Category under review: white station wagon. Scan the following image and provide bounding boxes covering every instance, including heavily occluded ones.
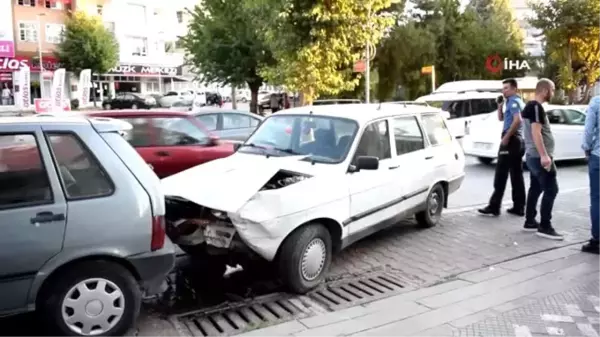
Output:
[161,103,466,293]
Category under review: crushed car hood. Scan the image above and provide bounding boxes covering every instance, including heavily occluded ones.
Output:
[161,154,311,213]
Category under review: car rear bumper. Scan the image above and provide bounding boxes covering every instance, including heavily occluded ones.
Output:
[127,241,176,295]
[448,174,465,194]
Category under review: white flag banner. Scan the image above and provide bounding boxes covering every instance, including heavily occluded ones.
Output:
[50,68,66,112]
[78,69,91,106]
[16,66,31,110]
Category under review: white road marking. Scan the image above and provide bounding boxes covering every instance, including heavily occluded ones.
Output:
[541,314,575,323]
[577,323,600,337]
[565,304,586,317]
[513,324,533,337]
[546,327,565,335]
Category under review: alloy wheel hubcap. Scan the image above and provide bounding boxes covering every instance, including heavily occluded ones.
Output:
[301,238,327,281]
[429,192,440,217]
[61,278,125,335]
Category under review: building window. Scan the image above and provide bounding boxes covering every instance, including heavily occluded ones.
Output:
[175,39,184,49]
[127,4,147,25]
[45,24,65,44]
[19,22,38,42]
[176,11,184,23]
[97,5,103,15]
[17,0,36,6]
[127,36,148,56]
[104,22,115,34]
[45,0,63,9]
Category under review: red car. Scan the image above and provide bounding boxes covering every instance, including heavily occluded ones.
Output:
[87,110,234,178]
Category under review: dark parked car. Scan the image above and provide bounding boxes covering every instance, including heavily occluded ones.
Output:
[312,99,362,105]
[102,92,156,110]
[193,108,263,142]
[258,93,285,113]
[87,110,235,178]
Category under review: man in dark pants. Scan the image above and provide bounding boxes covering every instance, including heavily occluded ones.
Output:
[522,79,563,240]
[479,79,526,216]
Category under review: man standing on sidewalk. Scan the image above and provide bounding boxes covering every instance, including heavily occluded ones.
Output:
[479,79,526,217]
[581,95,599,254]
[522,78,563,240]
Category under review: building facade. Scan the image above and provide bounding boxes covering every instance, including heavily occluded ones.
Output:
[511,0,545,57]
[0,0,193,107]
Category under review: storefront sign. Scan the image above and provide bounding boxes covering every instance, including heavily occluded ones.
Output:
[107,64,183,76]
[51,68,66,112]
[34,98,71,113]
[78,69,91,106]
[16,67,31,109]
[0,1,15,58]
[0,56,62,72]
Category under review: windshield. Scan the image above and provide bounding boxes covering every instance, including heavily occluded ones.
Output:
[241,114,358,163]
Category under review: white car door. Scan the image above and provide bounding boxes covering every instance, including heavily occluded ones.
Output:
[387,115,430,212]
[421,113,462,181]
[560,109,586,159]
[546,109,574,160]
[346,119,399,235]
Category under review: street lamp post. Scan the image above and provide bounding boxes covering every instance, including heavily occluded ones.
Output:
[37,13,45,98]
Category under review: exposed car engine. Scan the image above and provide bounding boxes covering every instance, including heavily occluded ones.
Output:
[260,170,310,191]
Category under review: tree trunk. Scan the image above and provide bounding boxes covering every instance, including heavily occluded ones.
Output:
[231,86,237,110]
[248,81,261,114]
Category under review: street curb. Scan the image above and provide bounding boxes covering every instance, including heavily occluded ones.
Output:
[446,187,587,214]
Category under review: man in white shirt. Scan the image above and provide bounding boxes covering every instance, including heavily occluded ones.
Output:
[1,84,11,105]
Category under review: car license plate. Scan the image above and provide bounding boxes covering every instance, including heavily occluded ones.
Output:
[474,142,492,150]
[204,224,236,248]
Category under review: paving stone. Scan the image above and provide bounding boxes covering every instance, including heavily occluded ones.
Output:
[236,320,307,337]
[297,305,371,328]
[458,266,513,283]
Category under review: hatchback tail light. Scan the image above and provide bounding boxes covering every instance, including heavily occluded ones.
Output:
[151,215,166,251]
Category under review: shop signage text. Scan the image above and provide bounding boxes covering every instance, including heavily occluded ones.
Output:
[34,98,71,113]
[0,57,62,72]
[108,64,182,76]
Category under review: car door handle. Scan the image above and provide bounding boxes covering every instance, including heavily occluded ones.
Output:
[155,151,170,157]
[388,165,400,170]
[425,156,434,160]
[30,212,65,224]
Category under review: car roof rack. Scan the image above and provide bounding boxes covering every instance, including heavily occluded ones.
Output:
[388,101,430,107]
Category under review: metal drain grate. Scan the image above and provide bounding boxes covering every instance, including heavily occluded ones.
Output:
[174,294,311,336]
[309,273,408,310]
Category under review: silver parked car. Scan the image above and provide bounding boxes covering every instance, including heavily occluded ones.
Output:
[192,108,263,142]
[0,116,175,336]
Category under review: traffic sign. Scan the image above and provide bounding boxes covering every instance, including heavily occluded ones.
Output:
[421,65,434,74]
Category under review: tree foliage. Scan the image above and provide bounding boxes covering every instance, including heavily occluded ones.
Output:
[259,0,395,104]
[376,0,526,100]
[529,0,599,101]
[55,11,118,76]
[181,0,275,112]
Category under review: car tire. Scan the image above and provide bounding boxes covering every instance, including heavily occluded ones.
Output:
[103,103,111,110]
[416,183,445,228]
[131,104,138,110]
[277,223,332,294]
[477,157,494,165]
[38,260,141,336]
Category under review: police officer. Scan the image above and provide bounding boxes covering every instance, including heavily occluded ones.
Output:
[479,78,526,217]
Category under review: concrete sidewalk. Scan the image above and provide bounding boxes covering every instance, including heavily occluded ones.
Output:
[237,245,599,336]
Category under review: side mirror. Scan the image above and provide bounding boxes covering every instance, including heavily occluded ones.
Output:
[355,156,379,171]
[233,142,242,151]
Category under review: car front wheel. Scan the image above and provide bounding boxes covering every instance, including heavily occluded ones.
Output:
[131,104,138,110]
[38,260,141,336]
[277,223,332,294]
[416,183,445,228]
[103,103,111,110]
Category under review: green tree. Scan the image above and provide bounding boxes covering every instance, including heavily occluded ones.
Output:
[181,0,275,113]
[529,0,600,102]
[259,0,395,104]
[55,11,118,105]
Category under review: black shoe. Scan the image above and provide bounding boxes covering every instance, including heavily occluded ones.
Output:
[507,208,525,217]
[478,206,500,216]
[536,227,564,241]
[522,220,539,232]
[581,240,600,254]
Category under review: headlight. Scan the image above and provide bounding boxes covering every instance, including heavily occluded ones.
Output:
[211,209,228,220]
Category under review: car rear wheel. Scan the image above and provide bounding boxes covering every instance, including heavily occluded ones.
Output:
[103,103,111,110]
[277,223,332,294]
[416,183,445,228]
[477,157,494,165]
[131,104,138,110]
[38,260,141,336]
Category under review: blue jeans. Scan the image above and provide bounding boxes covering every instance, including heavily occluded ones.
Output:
[589,155,599,241]
[525,156,559,227]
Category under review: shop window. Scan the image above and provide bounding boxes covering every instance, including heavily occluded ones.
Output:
[17,0,36,6]
[176,11,184,23]
[97,5,103,15]
[19,22,38,42]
